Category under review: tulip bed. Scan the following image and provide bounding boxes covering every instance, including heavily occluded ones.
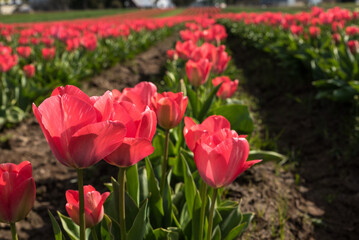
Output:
[217,7,359,102]
[0,7,289,239]
[0,9,187,130]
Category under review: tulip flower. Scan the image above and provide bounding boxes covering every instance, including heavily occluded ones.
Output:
[210,46,231,74]
[119,81,157,111]
[152,91,188,130]
[194,128,261,188]
[23,64,35,78]
[175,40,196,60]
[66,185,109,228]
[348,40,359,55]
[33,85,127,168]
[0,161,36,224]
[309,26,321,38]
[212,76,239,100]
[183,115,231,152]
[42,47,55,60]
[104,101,157,168]
[186,58,212,88]
[16,46,31,58]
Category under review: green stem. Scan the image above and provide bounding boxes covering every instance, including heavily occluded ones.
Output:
[198,180,208,240]
[91,227,99,240]
[207,188,218,240]
[77,168,85,240]
[10,222,18,240]
[195,87,200,118]
[160,129,170,195]
[118,168,127,240]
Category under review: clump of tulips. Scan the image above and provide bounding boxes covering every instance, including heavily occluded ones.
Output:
[1,17,273,240]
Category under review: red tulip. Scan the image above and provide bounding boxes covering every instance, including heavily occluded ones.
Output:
[66,185,109,228]
[212,76,239,100]
[119,81,157,111]
[33,85,127,168]
[183,115,231,152]
[210,45,231,74]
[175,40,196,60]
[0,53,18,73]
[348,40,359,55]
[191,42,216,62]
[309,26,321,38]
[23,64,35,78]
[152,91,188,130]
[42,47,55,60]
[0,161,36,223]
[104,101,157,167]
[194,128,261,188]
[16,46,31,58]
[186,58,212,87]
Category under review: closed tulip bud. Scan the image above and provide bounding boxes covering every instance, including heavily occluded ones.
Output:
[152,91,188,130]
[0,161,36,223]
[348,40,359,55]
[16,46,31,58]
[66,185,109,228]
[212,76,239,100]
[186,58,212,87]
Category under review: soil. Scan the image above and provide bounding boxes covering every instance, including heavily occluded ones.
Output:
[227,33,359,240]
[0,35,176,240]
[1,29,357,240]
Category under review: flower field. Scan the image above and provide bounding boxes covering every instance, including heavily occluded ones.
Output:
[0,6,359,240]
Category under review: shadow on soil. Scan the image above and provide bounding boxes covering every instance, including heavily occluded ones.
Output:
[227,34,359,240]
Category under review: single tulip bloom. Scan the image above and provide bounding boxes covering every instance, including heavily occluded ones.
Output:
[16,46,31,58]
[186,58,212,87]
[183,115,231,152]
[194,129,261,188]
[210,45,231,74]
[212,76,239,100]
[33,85,127,168]
[23,64,35,78]
[0,161,36,223]
[152,91,188,130]
[309,26,321,38]
[42,47,55,60]
[175,40,196,60]
[348,40,359,55]
[104,101,157,167]
[66,185,109,228]
[119,81,157,111]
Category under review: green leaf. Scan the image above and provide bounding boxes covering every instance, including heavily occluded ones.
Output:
[224,222,247,240]
[248,150,288,165]
[186,83,198,118]
[101,214,114,240]
[145,157,164,228]
[210,104,254,135]
[48,210,65,240]
[127,200,149,240]
[212,225,222,240]
[197,83,222,121]
[126,164,140,206]
[57,211,90,240]
[181,153,197,218]
[191,192,202,240]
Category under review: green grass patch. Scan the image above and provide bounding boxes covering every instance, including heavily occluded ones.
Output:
[155,8,185,18]
[0,8,137,24]
[224,3,359,14]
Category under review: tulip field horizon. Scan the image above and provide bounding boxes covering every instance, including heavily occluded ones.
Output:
[0,5,359,240]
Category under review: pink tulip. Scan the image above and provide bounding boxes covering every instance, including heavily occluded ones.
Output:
[152,91,188,130]
[16,46,31,58]
[348,40,359,55]
[119,81,157,111]
[309,26,321,38]
[210,45,231,74]
[183,115,231,152]
[175,40,196,60]
[33,85,127,168]
[42,47,55,60]
[23,64,35,78]
[212,76,239,100]
[186,58,212,87]
[194,128,261,188]
[66,185,109,228]
[0,161,36,223]
[104,101,157,167]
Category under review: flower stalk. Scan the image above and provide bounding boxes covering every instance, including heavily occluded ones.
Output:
[10,222,18,240]
[198,180,207,240]
[207,188,218,240]
[118,168,127,240]
[77,168,85,240]
[160,129,170,195]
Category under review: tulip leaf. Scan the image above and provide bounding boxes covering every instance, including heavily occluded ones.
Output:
[212,225,222,240]
[127,199,149,240]
[150,132,175,160]
[191,192,202,240]
[151,227,181,240]
[224,222,247,240]
[209,104,254,135]
[219,203,242,239]
[101,214,114,240]
[126,164,140,206]
[145,157,164,228]
[138,166,149,203]
[181,153,197,218]
[248,150,288,165]
[186,83,198,118]
[57,211,90,240]
[197,83,222,122]
[48,210,65,240]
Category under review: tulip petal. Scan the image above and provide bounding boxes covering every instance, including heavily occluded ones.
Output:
[66,190,79,204]
[69,121,126,168]
[11,177,36,222]
[194,142,217,188]
[66,203,80,226]
[105,138,154,167]
[93,91,114,121]
[51,85,93,106]
[137,108,157,140]
[201,115,231,133]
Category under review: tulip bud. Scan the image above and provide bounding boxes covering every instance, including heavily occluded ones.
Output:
[186,58,212,88]
[23,64,35,78]
[0,161,36,223]
[152,91,188,130]
[66,185,109,228]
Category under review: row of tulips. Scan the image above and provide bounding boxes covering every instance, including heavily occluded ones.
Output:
[0,10,191,130]
[0,14,278,240]
[218,6,359,102]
